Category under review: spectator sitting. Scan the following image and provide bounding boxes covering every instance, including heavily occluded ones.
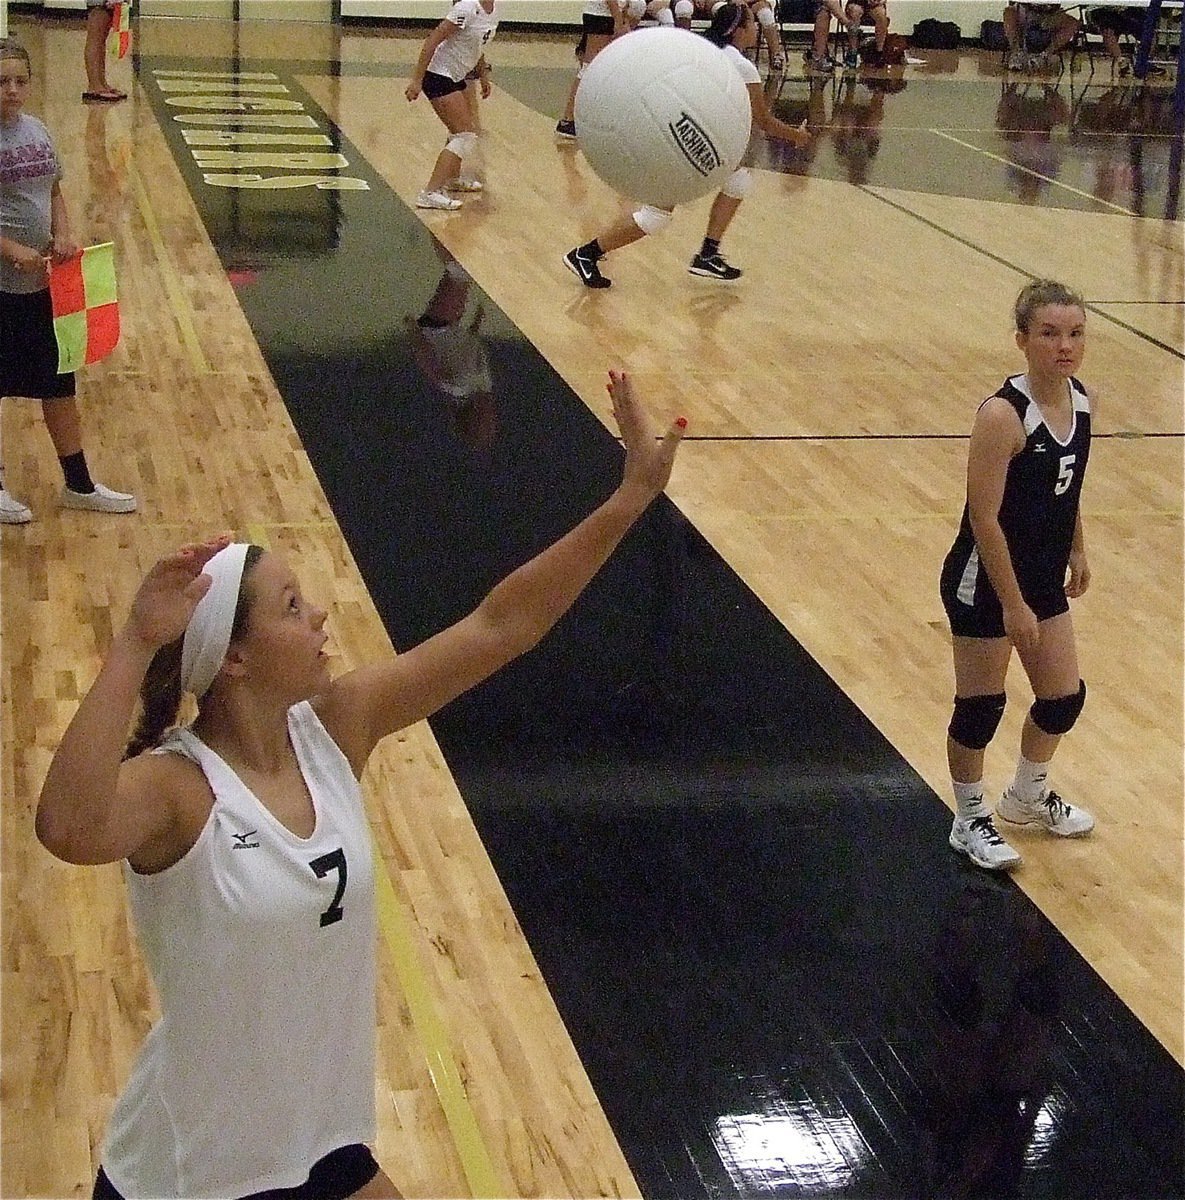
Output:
[1003,2,1079,71]
[1087,6,1166,76]
[803,0,863,72]
[842,0,888,68]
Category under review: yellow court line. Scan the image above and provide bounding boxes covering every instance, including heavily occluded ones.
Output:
[370,834,504,1199]
[930,128,1141,217]
[127,159,211,374]
[247,525,502,1197]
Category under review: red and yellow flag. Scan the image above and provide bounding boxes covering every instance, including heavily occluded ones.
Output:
[50,243,120,374]
[107,3,132,59]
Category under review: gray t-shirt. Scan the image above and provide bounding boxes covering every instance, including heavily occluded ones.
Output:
[1,113,62,294]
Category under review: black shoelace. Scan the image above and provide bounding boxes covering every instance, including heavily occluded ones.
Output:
[1042,791,1072,821]
[969,815,1005,844]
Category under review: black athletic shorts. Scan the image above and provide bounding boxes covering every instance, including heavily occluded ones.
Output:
[0,288,77,400]
[582,11,617,34]
[93,1144,380,1200]
[422,69,467,99]
[940,554,1069,639]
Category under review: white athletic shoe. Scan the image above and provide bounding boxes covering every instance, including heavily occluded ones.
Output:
[415,190,462,211]
[998,788,1095,837]
[949,813,1022,871]
[60,482,137,514]
[447,178,484,193]
[0,487,33,524]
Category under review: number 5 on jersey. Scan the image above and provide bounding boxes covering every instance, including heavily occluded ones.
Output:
[1055,454,1076,496]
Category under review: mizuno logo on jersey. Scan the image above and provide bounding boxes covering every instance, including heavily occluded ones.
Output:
[232,830,260,849]
[1033,443,1047,453]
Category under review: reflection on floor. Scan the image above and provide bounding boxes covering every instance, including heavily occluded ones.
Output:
[138,47,1184,1200]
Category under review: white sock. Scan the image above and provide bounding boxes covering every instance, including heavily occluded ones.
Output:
[1011,755,1050,803]
[953,780,987,820]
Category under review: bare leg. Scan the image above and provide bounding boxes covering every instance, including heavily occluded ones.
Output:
[947,635,1012,784]
[424,91,474,193]
[1013,610,1079,765]
[705,192,742,241]
[595,211,658,253]
[562,32,612,123]
[458,79,484,185]
[41,398,84,458]
[84,6,116,94]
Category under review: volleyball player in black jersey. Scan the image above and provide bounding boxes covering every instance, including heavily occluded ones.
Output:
[941,280,1096,871]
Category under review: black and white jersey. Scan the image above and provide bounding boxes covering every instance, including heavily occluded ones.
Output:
[946,373,1091,606]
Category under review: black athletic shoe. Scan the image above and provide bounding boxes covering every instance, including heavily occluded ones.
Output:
[688,252,742,281]
[555,119,577,139]
[564,247,611,288]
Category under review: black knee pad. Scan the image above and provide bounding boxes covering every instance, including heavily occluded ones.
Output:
[948,692,1007,750]
[1030,679,1086,736]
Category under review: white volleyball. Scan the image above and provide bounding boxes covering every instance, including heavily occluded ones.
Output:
[574,27,752,208]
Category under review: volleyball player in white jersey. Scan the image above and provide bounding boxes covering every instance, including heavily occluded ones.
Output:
[564,2,810,288]
[555,1,635,140]
[405,0,498,210]
[941,280,1096,872]
[36,372,684,1200]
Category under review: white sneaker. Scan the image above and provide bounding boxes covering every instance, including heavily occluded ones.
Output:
[0,487,33,524]
[998,788,1094,837]
[60,482,137,513]
[1007,50,1028,70]
[415,189,462,211]
[949,813,1022,871]
[447,178,483,193]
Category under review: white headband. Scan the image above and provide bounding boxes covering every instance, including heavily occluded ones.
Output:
[180,542,251,700]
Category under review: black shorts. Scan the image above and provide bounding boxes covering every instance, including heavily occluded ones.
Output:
[422,70,467,100]
[940,552,1069,639]
[0,288,77,400]
[582,11,617,34]
[1088,6,1142,35]
[93,1144,380,1200]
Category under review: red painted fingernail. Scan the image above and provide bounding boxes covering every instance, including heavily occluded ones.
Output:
[676,417,688,429]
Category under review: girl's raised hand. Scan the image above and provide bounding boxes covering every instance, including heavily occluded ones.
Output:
[606,369,685,504]
[124,535,232,652]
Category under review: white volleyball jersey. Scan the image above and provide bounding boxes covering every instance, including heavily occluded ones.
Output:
[428,0,500,81]
[723,42,762,85]
[102,702,377,1198]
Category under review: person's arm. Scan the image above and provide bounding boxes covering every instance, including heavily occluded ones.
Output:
[36,537,231,865]
[0,235,50,278]
[965,397,1036,650]
[405,17,461,99]
[1065,510,1089,597]
[49,181,80,263]
[317,371,684,772]
[475,54,492,99]
[748,82,811,146]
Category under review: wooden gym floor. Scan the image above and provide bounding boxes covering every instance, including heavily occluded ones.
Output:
[1,12,1182,1198]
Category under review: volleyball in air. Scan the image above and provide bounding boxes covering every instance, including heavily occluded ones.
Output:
[574,27,752,208]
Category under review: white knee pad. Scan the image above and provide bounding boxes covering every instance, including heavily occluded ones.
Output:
[721,167,752,199]
[756,4,775,26]
[650,0,675,22]
[633,205,674,235]
[674,0,694,19]
[445,130,478,160]
[625,0,646,20]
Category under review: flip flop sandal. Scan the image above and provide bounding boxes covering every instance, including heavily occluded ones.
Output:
[82,90,127,101]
